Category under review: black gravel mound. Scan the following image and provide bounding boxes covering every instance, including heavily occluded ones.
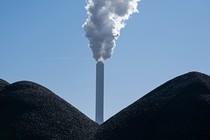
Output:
[0,81,98,140]
[94,72,210,140]
[2,72,210,140]
[0,79,9,91]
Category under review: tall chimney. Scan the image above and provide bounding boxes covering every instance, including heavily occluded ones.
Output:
[95,61,104,124]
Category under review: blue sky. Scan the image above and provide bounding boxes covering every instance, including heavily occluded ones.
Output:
[1,0,210,121]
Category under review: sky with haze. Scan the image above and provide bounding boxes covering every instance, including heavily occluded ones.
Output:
[0,0,210,121]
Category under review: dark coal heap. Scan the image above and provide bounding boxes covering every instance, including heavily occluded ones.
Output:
[0,79,9,90]
[94,72,210,140]
[0,80,98,140]
[1,71,210,140]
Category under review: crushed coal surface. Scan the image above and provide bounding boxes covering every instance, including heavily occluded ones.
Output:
[94,72,210,140]
[1,71,210,140]
[0,81,98,140]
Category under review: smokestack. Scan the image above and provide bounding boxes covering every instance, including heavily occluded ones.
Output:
[83,0,141,125]
[95,61,104,124]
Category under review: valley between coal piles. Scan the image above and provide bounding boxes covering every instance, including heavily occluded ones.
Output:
[1,71,210,140]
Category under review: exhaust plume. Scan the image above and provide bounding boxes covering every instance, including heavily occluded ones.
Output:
[83,0,140,62]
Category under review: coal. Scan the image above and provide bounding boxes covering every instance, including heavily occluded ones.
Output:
[94,72,210,140]
[0,79,9,91]
[0,81,98,140]
[1,71,210,140]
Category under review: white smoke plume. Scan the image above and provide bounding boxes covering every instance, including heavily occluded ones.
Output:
[83,0,140,62]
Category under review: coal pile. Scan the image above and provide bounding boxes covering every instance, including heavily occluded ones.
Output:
[0,79,9,90]
[0,80,98,140]
[1,72,210,140]
[94,72,210,140]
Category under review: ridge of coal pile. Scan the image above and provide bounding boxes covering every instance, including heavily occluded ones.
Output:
[0,80,98,140]
[0,79,9,90]
[94,72,210,140]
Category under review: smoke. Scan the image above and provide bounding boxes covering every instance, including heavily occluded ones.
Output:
[83,0,140,62]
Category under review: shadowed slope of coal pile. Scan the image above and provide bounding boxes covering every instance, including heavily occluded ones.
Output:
[94,72,210,140]
[0,81,98,140]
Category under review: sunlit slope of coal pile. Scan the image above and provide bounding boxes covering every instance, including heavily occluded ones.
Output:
[0,81,98,140]
[94,72,210,140]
